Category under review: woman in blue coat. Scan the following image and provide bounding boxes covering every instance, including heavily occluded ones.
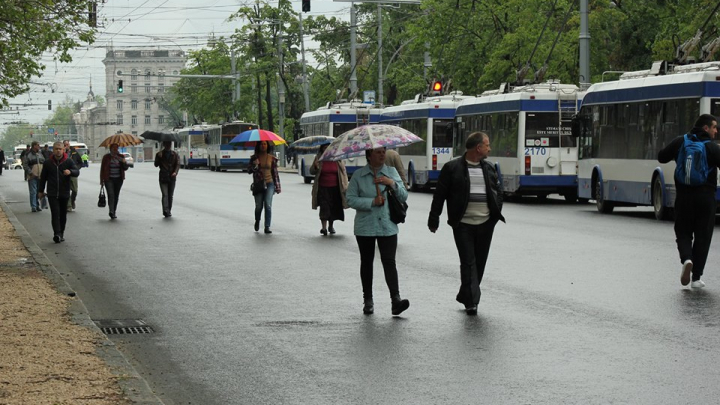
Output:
[347,147,410,316]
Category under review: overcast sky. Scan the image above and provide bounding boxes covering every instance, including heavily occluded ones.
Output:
[2,0,352,131]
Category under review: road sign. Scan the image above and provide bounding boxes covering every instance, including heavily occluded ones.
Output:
[48,128,54,134]
[363,90,376,104]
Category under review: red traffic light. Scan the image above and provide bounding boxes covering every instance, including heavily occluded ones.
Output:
[432,81,442,92]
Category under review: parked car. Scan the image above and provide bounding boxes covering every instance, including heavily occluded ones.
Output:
[122,153,134,168]
[9,158,22,170]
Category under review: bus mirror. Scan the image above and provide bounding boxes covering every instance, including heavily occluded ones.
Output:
[571,114,582,138]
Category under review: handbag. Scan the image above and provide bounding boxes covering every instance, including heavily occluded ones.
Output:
[98,185,106,207]
[250,179,267,195]
[386,186,408,224]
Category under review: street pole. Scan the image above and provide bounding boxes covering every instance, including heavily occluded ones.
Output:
[377,4,383,106]
[579,0,590,88]
[278,28,286,166]
[350,3,357,97]
[299,12,310,111]
[231,48,237,119]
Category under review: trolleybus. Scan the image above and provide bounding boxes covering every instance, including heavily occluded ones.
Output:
[574,61,720,219]
[207,121,259,172]
[177,124,217,169]
[455,82,582,200]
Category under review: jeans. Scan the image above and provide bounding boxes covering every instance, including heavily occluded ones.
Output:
[48,196,69,236]
[160,180,176,214]
[67,176,78,208]
[27,178,39,210]
[355,235,400,300]
[452,220,497,306]
[674,190,716,281]
[105,177,123,215]
[254,182,275,228]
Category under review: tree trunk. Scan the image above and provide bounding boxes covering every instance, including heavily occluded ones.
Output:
[265,76,274,132]
[256,73,263,128]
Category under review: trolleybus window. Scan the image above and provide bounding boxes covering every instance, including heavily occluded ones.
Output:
[525,112,575,147]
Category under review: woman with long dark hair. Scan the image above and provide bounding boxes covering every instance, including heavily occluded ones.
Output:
[248,141,281,234]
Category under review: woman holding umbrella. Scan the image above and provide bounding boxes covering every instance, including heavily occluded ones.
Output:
[100,143,129,219]
[346,147,410,316]
[249,141,281,234]
[310,143,348,235]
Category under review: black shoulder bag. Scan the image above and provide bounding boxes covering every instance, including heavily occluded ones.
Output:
[98,185,106,207]
[386,186,407,224]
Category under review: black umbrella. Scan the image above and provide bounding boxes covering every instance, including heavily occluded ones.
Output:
[140,131,183,145]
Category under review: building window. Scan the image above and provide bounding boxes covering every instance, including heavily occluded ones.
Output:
[116,114,123,125]
[145,70,151,79]
[116,100,123,110]
[131,115,137,125]
[159,115,164,124]
[131,69,138,80]
[131,85,137,93]
[145,99,151,109]
[145,115,151,124]
[131,99,138,109]
[158,84,164,93]
[132,131,137,136]
[145,84,151,93]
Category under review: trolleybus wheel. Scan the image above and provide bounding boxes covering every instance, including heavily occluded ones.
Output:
[653,176,672,220]
[595,179,614,213]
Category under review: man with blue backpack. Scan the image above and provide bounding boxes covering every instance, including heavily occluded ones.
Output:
[659,114,720,288]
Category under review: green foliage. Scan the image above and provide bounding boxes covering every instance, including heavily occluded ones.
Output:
[0,0,96,106]
[169,0,720,124]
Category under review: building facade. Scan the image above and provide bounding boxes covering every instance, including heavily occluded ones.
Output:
[100,49,187,161]
[73,83,106,160]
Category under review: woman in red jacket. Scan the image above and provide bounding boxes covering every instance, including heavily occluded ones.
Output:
[100,143,128,219]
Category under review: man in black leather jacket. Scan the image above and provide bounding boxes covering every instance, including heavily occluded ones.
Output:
[428,132,505,315]
[38,141,80,243]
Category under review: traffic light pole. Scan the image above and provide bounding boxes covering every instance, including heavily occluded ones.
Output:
[350,3,357,97]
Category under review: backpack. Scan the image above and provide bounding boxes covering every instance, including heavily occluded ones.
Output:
[675,134,711,186]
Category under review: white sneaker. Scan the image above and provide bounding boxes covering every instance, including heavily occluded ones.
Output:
[681,260,693,286]
[691,280,706,289]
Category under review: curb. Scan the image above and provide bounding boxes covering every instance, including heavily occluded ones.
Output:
[0,199,165,405]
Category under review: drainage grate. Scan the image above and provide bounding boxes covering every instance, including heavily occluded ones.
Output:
[93,319,154,335]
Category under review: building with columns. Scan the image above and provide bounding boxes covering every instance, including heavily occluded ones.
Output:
[89,48,187,161]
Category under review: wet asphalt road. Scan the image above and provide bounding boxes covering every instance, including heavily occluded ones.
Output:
[2,163,720,404]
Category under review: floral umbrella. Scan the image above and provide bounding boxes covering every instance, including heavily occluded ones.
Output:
[319,125,423,161]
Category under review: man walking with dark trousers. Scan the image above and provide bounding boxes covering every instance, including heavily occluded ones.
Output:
[154,141,179,217]
[0,147,5,175]
[428,132,505,314]
[38,141,79,243]
[659,114,720,288]
[63,140,83,211]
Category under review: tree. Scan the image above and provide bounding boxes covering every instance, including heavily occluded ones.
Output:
[0,1,96,106]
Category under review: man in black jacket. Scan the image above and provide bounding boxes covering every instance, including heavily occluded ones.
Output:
[38,141,80,243]
[0,147,4,175]
[428,132,505,315]
[63,140,83,211]
[658,114,720,288]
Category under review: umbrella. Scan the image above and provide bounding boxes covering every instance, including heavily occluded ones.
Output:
[287,136,334,154]
[228,129,287,146]
[99,133,144,148]
[140,130,183,144]
[319,124,423,161]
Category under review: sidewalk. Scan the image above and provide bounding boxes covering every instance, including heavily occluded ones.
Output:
[0,202,161,405]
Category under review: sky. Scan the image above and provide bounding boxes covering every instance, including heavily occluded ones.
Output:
[2,0,353,131]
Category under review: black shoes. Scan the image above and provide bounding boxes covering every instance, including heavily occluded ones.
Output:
[254,220,260,232]
[328,227,336,234]
[264,227,272,234]
[60,233,65,242]
[53,234,60,243]
[163,211,172,218]
[109,213,116,219]
[363,299,374,315]
[320,228,328,236]
[391,296,410,316]
[465,305,478,315]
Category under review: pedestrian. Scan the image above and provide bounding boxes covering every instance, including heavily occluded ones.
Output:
[310,143,348,235]
[427,132,505,315]
[20,145,30,181]
[37,141,79,243]
[658,114,720,288]
[384,148,409,189]
[41,145,51,161]
[0,147,5,176]
[100,143,129,220]
[249,141,281,234]
[81,152,89,167]
[346,147,410,316]
[64,140,83,212]
[22,141,45,212]
[154,141,179,217]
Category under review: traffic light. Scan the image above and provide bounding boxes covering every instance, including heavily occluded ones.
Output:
[88,1,97,27]
[430,80,442,96]
[302,0,310,12]
[47,100,51,110]
[117,80,124,93]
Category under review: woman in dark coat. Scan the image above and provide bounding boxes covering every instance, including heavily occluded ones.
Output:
[310,144,348,235]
